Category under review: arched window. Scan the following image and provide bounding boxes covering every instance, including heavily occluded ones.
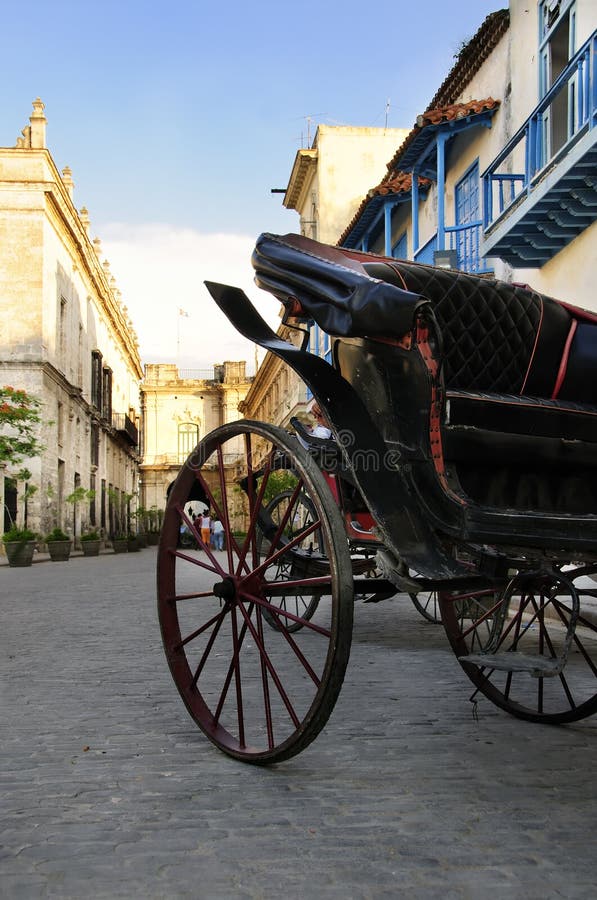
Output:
[178,423,199,462]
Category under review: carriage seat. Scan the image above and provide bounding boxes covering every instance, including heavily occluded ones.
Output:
[355,256,597,512]
[252,234,597,508]
[357,257,597,458]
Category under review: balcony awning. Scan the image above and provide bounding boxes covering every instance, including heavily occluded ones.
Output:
[388,99,501,177]
[340,173,431,249]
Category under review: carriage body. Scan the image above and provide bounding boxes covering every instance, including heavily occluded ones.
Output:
[249,232,597,574]
[157,232,597,763]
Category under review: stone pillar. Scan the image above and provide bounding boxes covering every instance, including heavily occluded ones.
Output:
[29,98,47,149]
[62,166,74,199]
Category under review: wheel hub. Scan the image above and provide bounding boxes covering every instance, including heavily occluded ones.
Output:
[213,577,236,601]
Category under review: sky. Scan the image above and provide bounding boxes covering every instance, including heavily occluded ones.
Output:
[1,0,504,372]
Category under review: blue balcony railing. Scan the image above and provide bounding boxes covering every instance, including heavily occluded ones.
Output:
[483,32,597,230]
[413,233,437,265]
[446,221,494,274]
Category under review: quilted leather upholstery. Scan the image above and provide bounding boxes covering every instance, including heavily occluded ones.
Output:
[364,261,542,393]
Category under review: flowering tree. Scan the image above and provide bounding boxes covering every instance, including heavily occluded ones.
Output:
[0,386,42,476]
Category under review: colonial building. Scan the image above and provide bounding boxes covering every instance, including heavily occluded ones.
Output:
[140,361,252,512]
[340,1,597,309]
[239,322,309,426]
[0,99,143,541]
[283,124,410,246]
[245,124,410,427]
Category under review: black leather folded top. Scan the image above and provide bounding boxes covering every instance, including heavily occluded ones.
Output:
[252,232,428,339]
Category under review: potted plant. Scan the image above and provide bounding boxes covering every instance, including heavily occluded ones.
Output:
[80,530,101,557]
[127,532,141,552]
[146,506,163,545]
[111,534,128,553]
[65,487,96,548]
[2,524,36,567]
[45,526,72,562]
[107,488,133,553]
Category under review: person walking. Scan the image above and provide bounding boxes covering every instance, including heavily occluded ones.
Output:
[199,510,211,549]
[211,517,224,552]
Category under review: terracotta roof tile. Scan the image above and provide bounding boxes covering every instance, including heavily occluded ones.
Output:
[385,7,509,176]
[337,9,509,247]
[417,98,501,128]
[338,173,431,246]
[383,97,500,180]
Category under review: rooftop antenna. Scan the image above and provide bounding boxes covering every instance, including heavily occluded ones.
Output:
[385,98,391,130]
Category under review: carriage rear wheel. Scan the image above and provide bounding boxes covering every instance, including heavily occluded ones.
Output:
[157,420,354,763]
[409,589,442,623]
[439,569,597,723]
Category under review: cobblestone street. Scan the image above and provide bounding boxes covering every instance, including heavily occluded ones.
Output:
[2,547,597,899]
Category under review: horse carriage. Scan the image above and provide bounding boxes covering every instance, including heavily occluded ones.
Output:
[158,232,597,763]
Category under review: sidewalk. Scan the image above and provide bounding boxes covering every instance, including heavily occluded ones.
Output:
[2,547,597,898]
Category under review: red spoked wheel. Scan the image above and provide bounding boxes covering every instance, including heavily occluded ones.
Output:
[439,569,597,723]
[409,588,442,623]
[256,490,323,633]
[157,420,354,763]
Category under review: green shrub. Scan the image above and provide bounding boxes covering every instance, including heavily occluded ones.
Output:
[3,525,36,542]
[45,527,70,542]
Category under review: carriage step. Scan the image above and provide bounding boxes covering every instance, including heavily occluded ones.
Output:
[459,651,563,677]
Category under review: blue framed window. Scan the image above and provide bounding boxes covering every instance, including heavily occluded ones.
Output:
[454,162,483,272]
[539,0,577,157]
[392,232,407,260]
[306,322,332,400]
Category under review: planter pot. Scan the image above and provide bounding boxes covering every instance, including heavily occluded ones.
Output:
[47,540,72,562]
[146,532,160,546]
[136,532,147,549]
[81,539,101,557]
[127,536,140,552]
[112,538,128,554]
[3,540,36,567]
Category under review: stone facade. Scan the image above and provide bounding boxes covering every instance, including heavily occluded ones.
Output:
[140,361,252,516]
[284,125,410,245]
[245,126,411,428]
[0,100,143,542]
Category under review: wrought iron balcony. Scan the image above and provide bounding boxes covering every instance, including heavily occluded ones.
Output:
[112,413,138,446]
[482,31,597,267]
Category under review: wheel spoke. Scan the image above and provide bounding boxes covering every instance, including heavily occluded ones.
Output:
[440,570,597,724]
[234,597,301,728]
[235,448,275,576]
[243,589,332,637]
[243,519,322,584]
[176,503,225,573]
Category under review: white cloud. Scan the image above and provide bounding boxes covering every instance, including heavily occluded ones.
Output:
[100,224,282,375]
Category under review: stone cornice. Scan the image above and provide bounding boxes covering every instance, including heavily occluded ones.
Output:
[284,149,317,211]
[1,147,143,380]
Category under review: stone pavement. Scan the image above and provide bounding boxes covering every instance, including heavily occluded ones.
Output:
[1,548,597,899]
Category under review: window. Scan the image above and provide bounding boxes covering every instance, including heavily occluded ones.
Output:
[455,162,482,272]
[77,324,84,387]
[101,479,106,529]
[90,423,100,467]
[102,367,112,421]
[392,232,407,260]
[178,423,199,463]
[90,475,96,526]
[59,296,67,362]
[539,0,576,156]
[57,401,64,448]
[91,350,102,409]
